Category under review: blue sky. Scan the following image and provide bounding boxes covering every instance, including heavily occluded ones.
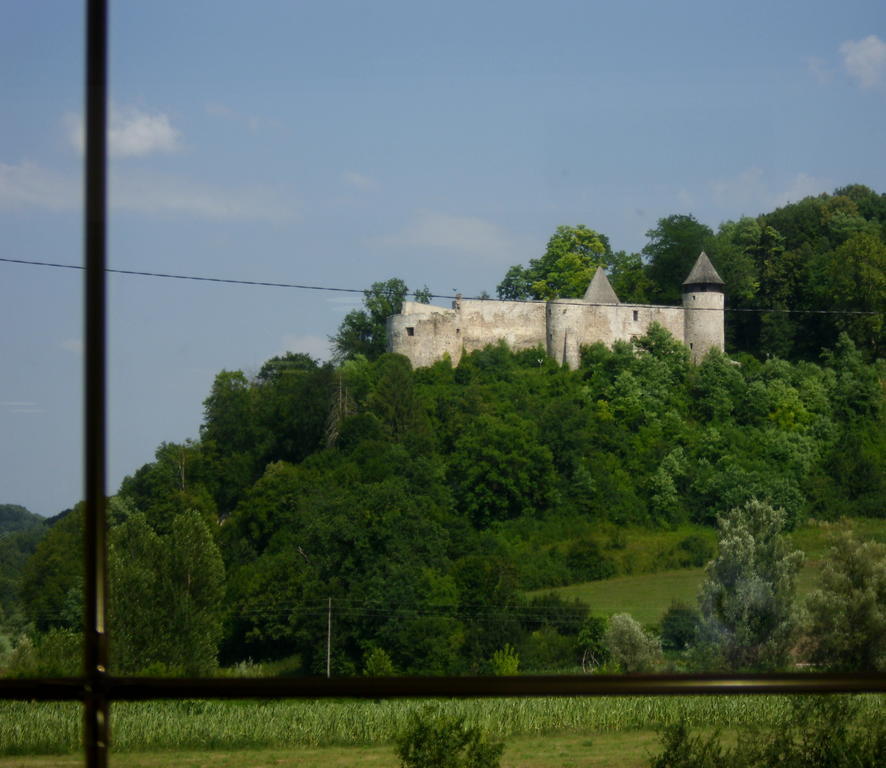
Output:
[1,1,884,516]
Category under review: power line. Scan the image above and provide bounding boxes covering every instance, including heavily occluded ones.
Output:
[1,255,881,316]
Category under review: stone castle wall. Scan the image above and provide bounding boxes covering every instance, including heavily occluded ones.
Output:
[387,256,725,368]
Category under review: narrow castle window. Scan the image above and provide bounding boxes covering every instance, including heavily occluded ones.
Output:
[633,310,639,322]
[456,328,460,335]
[406,327,415,336]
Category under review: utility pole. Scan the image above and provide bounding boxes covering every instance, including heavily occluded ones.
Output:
[326,597,332,679]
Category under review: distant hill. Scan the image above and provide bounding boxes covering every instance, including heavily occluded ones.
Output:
[0,504,46,535]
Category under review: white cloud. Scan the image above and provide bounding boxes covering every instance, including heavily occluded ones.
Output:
[342,171,377,190]
[0,160,296,221]
[0,161,79,210]
[377,210,513,263]
[66,105,180,157]
[279,334,331,361]
[840,35,886,89]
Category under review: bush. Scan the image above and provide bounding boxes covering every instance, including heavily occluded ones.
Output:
[396,708,504,768]
[566,539,616,582]
[648,696,885,768]
[650,721,729,768]
[363,647,396,676]
[804,528,885,671]
[519,626,575,672]
[5,629,80,677]
[660,602,700,652]
[489,643,519,676]
[677,535,715,567]
[605,613,662,673]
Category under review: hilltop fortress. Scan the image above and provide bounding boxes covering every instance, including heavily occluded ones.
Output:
[387,252,725,369]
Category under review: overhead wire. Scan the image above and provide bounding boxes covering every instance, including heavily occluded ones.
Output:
[1,255,881,316]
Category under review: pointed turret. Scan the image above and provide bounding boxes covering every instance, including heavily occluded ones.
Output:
[682,251,724,288]
[682,252,725,363]
[583,267,620,304]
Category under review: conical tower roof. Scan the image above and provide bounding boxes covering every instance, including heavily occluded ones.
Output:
[583,267,620,304]
[682,251,724,287]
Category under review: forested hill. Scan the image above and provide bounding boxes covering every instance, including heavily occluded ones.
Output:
[8,188,885,677]
[0,505,43,535]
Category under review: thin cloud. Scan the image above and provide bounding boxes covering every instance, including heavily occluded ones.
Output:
[326,294,363,312]
[806,56,834,85]
[67,106,181,157]
[711,167,767,211]
[773,173,831,207]
[342,171,377,190]
[60,338,83,355]
[111,170,297,221]
[709,168,830,213]
[204,101,276,134]
[0,160,296,221]
[279,334,331,361]
[840,35,886,90]
[0,161,79,210]
[1,401,43,415]
[377,210,514,263]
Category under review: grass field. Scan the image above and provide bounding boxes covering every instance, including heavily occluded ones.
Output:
[531,517,885,626]
[534,561,825,627]
[0,731,666,768]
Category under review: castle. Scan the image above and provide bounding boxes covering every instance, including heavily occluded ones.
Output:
[387,252,725,369]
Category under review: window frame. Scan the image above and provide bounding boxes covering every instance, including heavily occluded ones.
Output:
[0,3,883,767]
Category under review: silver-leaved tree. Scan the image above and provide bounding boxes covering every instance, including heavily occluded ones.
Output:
[695,499,804,671]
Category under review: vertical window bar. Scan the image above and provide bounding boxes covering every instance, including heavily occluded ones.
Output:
[83,1,109,766]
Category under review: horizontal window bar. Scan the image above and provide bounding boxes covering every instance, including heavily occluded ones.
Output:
[2,673,883,701]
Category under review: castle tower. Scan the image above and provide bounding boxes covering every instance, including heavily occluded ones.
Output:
[682,252,725,363]
[547,268,620,368]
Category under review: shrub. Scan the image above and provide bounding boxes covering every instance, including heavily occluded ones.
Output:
[577,615,609,671]
[489,643,519,676]
[677,535,715,567]
[566,538,616,582]
[605,613,662,673]
[660,602,700,652]
[396,708,504,768]
[650,721,729,768]
[648,696,885,768]
[519,626,575,672]
[804,528,885,671]
[5,629,80,677]
[363,647,396,676]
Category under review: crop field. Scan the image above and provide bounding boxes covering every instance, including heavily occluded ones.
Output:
[0,695,882,758]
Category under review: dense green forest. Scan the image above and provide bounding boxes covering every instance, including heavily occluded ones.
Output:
[1,188,883,678]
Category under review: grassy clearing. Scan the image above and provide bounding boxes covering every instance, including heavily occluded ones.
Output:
[533,517,886,626]
[1,696,881,757]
